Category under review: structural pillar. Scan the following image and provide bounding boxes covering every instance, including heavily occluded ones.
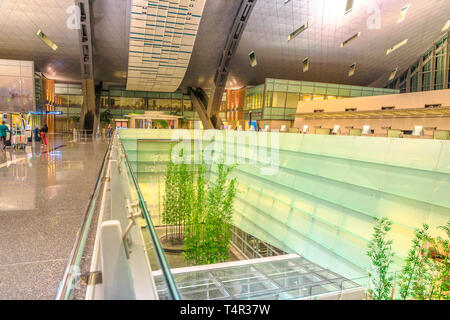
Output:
[80,79,98,133]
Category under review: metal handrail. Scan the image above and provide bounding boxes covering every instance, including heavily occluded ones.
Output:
[55,138,112,300]
[119,139,182,300]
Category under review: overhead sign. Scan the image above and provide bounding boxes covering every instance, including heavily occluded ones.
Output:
[29,111,63,115]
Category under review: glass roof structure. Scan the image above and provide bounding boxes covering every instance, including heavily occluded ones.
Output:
[153,255,364,300]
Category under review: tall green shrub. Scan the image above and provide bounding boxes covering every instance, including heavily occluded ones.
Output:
[398,224,432,300]
[367,217,395,300]
[183,163,237,266]
[427,222,450,300]
[161,148,193,241]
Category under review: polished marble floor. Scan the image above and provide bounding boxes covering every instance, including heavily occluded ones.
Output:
[0,134,108,300]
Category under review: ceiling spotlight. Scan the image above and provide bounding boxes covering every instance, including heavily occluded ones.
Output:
[249,51,257,67]
[348,63,356,77]
[284,0,291,4]
[288,22,308,41]
[397,5,410,23]
[389,67,398,81]
[302,57,310,72]
[36,29,58,51]
[341,32,361,47]
[442,18,450,32]
[386,39,408,55]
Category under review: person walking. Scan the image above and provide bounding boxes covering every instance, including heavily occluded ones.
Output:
[107,123,113,138]
[40,124,48,146]
[0,121,12,151]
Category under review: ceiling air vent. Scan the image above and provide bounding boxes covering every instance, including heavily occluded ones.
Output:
[314,109,324,113]
[397,5,410,23]
[249,51,257,67]
[288,22,308,41]
[341,32,361,47]
[386,39,408,55]
[382,106,395,110]
[389,68,399,81]
[36,29,58,51]
[302,57,310,72]
[348,63,356,77]
[345,0,354,14]
[346,108,357,112]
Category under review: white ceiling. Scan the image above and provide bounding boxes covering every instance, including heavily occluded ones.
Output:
[0,0,81,81]
[0,0,448,90]
[183,0,450,89]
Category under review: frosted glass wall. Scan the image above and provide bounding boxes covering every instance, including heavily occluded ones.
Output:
[0,59,35,112]
[119,129,450,279]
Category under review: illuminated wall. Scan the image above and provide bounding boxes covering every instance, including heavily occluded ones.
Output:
[0,59,35,112]
[119,129,450,279]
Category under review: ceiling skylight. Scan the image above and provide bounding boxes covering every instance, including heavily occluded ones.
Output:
[288,23,308,41]
[345,0,354,14]
[348,63,356,77]
[249,51,258,67]
[397,5,410,23]
[389,67,399,81]
[386,39,408,55]
[36,29,58,51]
[442,18,450,32]
[341,32,361,47]
[302,57,310,72]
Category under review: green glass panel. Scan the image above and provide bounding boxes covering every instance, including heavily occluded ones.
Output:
[338,89,350,96]
[326,88,339,95]
[313,87,327,94]
[301,86,314,94]
[120,130,450,280]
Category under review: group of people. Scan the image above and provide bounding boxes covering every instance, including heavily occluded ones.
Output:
[0,121,49,151]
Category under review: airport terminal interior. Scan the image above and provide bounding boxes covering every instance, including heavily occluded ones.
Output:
[0,0,449,301]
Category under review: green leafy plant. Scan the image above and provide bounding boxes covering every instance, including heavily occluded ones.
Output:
[69,115,80,123]
[155,120,169,129]
[367,217,395,300]
[100,109,112,124]
[398,223,432,300]
[427,221,450,300]
[161,151,238,266]
[161,148,193,242]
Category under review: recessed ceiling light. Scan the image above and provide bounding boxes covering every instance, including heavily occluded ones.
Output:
[284,0,291,4]
[36,29,58,51]
[288,22,308,41]
[348,63,356,77]
[345,0,354,14]
[386,39,408,55]
[397,5,410,23]
[389,67,399,81]
[249,51,257,67]
[302,57,310,72]
[442,18,450,32]
[341,32,361,47]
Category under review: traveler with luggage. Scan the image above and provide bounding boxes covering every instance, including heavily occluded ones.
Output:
[0,120,12,151]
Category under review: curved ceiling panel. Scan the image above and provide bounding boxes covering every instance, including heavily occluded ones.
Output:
[126,0,206,92]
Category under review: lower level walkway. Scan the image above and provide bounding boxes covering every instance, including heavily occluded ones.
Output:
[0,134,108,299]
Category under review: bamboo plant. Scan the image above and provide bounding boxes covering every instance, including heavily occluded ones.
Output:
[398,223,432,300]
[366,220,449,300]
[162,151,238,266]
[367,217,395,300]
